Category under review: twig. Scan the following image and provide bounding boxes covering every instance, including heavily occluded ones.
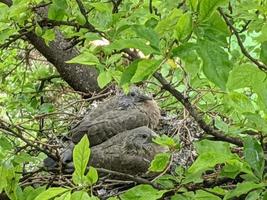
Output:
[218,7,267,72]
[95,168,159,188]
[153,72,243,146]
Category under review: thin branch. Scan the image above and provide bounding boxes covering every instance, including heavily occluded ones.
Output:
[95,168,159,188]
[122,48,243,146]
[0,120,58,160]
[153,72,243,146]
[218,7,267,72]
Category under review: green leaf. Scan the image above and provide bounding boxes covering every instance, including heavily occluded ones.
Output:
[132,25,160,50]
[185,140,234,183]
[223,92,255,114]
[227,64,266,90]
[97,70,112,88]
[35,188,69,200]
[71,191,90,200]
[55,191,71,200]
[105,39,158,55]
[153,134,179,149]
[221,159,254,179]
[198,0,228,21]
[39,103,54,114]
[224,182,266,199]
[48,0,67,21]
[23,186,46,200]
[243,136,265,179]
[149,153,171,172]
[260,41,267,65]
[227,64,267,110]
[131,59,162,83]
[43,29,55,45]
[66,51,100,66]
[120,185,167,200]
[120,60,139,86]
[155,8,183,35]
[72,135,90,185]
[197,40,232,90]
[0,136,12,150]
[175,12,192,42]
[85,167,98,185]
[244,113,267,134]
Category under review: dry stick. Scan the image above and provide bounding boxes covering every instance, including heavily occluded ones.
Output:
[95,168,159,188]
[153,72,243,146]
[218,7,267,72]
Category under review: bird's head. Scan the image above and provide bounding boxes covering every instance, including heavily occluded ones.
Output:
[124,127,168,158]
[126,86,152,102]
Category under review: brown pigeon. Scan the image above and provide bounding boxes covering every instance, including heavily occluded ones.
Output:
[44,127,168,175]
[70,87,160,146]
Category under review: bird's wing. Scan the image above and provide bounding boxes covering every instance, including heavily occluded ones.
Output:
[71,109,149,146]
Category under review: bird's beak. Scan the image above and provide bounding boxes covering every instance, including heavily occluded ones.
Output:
[139,94,152,101]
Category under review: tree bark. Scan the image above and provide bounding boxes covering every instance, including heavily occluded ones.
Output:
[0,0,100,94]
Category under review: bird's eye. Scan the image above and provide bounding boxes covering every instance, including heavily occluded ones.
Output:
[141,134,148,139]
[130,92,136,97]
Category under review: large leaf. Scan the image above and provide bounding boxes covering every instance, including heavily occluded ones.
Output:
[224,182,266,200]
[48,0,67,21]
[198,0,228,21]
[185,140,234,183]
[197,40,232,90]
[175,12,192,42]
[132,25,160,51]
[119,185,167,200]
[131,59,162,83]
[35,188,69,200]
[155,8,182,35]
[72,135,90,185]
[227,64,267,109]
[66,51,100,66]
[243,136,265,179]
[227,64,266,90]
[120,60,139,86]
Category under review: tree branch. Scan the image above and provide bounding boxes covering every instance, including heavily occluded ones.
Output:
[153,72,243,146]
[218,7,267,72]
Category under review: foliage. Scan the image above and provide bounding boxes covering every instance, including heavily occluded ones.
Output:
[0,0,267,199]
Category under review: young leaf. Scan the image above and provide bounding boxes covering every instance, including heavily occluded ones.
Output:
[55,191,71,200]
[149,153,171,172]
[72,135,90,185]
[66,51,100,66]
[119,184,167,200]
[153,134,179,149]
[35,188,69,200]
[85,166,98,185]
[71,191,91,200]
[97,70,112,88]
